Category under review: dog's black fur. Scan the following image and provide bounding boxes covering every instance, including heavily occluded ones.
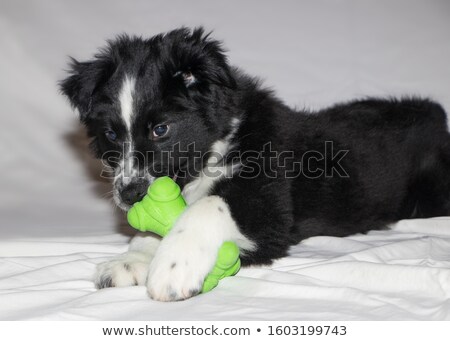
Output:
[61,27,450,266]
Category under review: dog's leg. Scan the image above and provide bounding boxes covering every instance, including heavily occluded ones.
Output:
[95,233,161,288]
[146,195,255,301]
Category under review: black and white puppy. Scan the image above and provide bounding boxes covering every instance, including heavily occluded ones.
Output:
[61,27,450,301]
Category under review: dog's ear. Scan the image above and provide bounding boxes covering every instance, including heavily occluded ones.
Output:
[59,57,114,122]
[167,27,236,89]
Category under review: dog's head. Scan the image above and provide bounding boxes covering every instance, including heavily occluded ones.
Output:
[60,27,238,210]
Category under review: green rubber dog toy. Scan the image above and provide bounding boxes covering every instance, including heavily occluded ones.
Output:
[127,176,241,293]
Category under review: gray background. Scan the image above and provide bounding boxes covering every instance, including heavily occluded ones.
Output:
[1,0,449,237]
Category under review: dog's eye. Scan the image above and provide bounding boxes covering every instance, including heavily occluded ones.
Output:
[152,124,169,138]
[105,130,118,142]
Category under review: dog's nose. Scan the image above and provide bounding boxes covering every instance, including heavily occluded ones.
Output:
[120,180,148,206]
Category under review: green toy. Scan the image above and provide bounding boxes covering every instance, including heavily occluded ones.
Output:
[127,176,241,293]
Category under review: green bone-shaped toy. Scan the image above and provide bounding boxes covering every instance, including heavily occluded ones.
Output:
[127,176,240,293]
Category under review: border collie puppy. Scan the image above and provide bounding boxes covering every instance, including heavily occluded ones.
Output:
[60,27,450,301]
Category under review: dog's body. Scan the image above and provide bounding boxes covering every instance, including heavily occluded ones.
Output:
[61,28,450,301]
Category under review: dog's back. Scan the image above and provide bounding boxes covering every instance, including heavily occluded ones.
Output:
[289,98,450,240]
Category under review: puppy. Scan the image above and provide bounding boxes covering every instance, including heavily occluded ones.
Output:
[60,27,450,301]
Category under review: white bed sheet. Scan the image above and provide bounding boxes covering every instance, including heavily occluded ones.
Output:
[1,0,450,320]
[1,218,450,320]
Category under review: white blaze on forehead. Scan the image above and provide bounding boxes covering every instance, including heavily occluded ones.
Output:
[115,75,139,195]
[119,75,136,131]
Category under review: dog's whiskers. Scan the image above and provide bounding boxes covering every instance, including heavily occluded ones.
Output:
[100,190,114,199]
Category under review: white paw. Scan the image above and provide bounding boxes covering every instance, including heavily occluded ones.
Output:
[95,251,151,288]
[145,195,253,301]
[146,238,216,301]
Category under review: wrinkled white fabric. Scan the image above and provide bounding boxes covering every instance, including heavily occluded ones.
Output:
[1,0,449,320]
[1,219,450,320]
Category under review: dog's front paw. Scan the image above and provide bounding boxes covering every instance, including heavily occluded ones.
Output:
[145,195,246,301]
[95,251,151,288]
[146,240,216,301]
